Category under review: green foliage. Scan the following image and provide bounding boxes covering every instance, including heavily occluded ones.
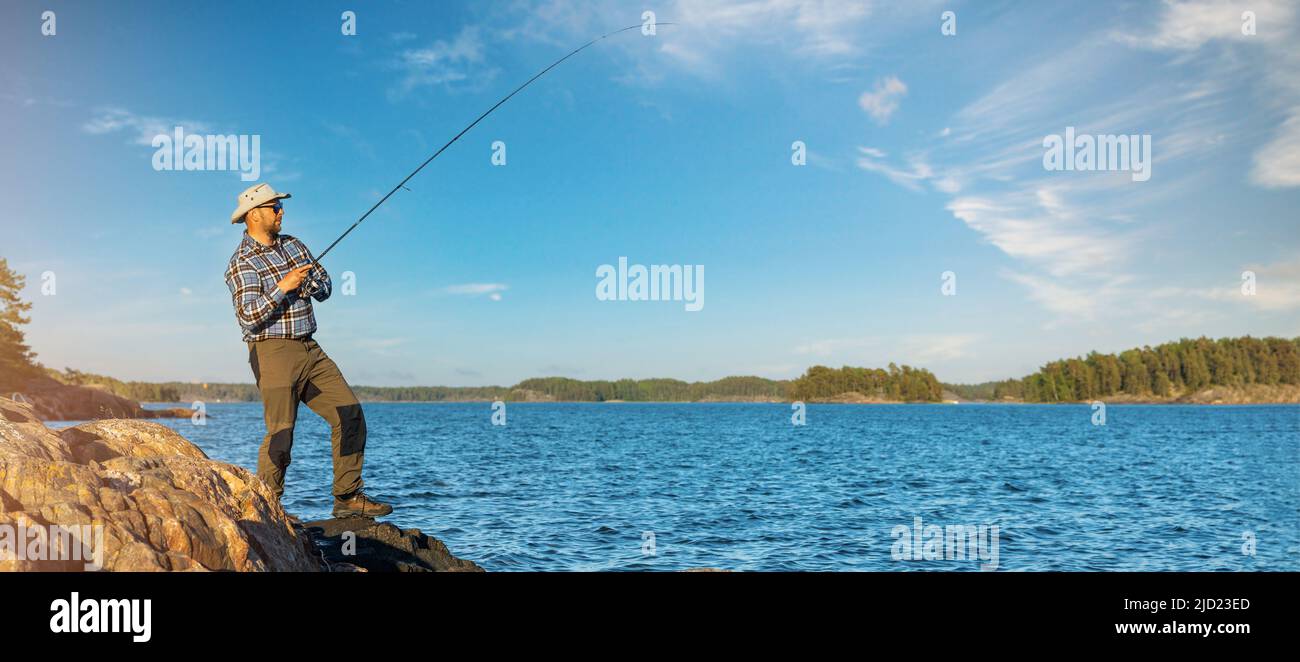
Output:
[512,375,790,402]
[0,258,38,390]
[46,368,185,402]
[789,363,943,402]
[1011,336,1300,402]
[8,251,1288,410]
[943,380,1023,401]
[36,373,791,403]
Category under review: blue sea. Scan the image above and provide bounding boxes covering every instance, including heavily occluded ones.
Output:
[55,403,1300,571]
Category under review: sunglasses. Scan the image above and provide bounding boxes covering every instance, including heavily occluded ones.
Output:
[258,201,283,212]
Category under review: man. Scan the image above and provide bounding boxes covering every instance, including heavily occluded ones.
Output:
[224,183,391,519]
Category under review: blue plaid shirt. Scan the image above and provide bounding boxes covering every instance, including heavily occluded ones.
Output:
[224,231,332,341]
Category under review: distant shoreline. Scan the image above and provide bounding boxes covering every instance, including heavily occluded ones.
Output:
[38,335,1300,409]
[142,398,1300,406]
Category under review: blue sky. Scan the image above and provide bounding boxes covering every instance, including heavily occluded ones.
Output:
[2,0,1298,386]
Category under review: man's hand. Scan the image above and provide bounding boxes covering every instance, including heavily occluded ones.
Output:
[301,269,325,297]
[277,265,314,294]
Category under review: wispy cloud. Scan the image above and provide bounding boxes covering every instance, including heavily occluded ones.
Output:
[1118,0,1294,51]
[855,147,931,191]
[82,106,299,180]
[501,0,942,80]
[389,26,496,98]
[857,75,907,124]
[795,334,979,365]
[354,337,410,358]
[82,107,211,146]
[1202,255,1300,312]
[946,185,1133,279]
[439,283,508,300]
[852,3,1300,324]
[1120,0,1300,189]
[2,93,77,109]
[1250,110,1300,188]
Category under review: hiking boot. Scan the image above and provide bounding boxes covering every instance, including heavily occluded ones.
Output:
[332,490,393,519]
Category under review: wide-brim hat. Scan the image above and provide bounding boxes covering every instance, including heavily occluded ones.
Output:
[231,183,292,223]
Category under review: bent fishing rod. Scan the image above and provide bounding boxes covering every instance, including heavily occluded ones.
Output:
[309,21,675,269]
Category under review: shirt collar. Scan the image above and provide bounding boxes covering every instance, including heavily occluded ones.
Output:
[240,230,282,256]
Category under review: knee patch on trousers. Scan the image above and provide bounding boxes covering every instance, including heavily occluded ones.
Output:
[268,428,293,469]
[337,404,366,457]
[301,380,322,404]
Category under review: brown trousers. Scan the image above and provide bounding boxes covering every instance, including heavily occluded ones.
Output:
[247,338,366,498]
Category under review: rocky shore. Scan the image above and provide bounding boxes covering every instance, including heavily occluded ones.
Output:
[0,397,481,572]
[951,383,1300,405]
[303,517,482,572]
[11,375,191,422]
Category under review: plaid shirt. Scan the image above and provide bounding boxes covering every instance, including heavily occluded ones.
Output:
[225,231,332,341]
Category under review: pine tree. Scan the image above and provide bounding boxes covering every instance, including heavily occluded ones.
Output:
[0,258,37,390]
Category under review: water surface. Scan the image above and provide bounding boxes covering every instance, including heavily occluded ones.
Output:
[61,402,1298,571]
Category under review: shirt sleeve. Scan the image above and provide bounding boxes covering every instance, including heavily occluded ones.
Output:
[225,257,286,331]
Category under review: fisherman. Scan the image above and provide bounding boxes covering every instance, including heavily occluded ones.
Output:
[224,183,392,518]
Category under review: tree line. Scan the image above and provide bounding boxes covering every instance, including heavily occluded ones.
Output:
[985,336,1300,402]
[788,364,944,402]
[38,369,949,403]
[511,376,790,402]
[52,337,1295,405]
[33,373,793,403]
[5,256,1295,406]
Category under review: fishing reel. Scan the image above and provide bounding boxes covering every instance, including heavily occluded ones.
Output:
[299,267,326,298]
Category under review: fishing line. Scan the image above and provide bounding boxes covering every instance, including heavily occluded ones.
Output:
[311,21,675,267]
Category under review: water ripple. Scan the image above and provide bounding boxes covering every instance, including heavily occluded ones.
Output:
[147,402,1299,571]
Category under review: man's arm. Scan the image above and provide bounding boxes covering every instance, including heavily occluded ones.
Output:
[225,258,287,330]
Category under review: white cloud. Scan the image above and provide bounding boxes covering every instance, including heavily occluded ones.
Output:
[1250,110,1300,188]
[855,147,932,191]
[1123,0,1294,51]
[1201,256,1300,311]
[82,107,211,147]
[1125,0,1300,188]
[1000,271,1103,321]
[907,335,980,363]
[355,337,410,358]
[794,334,980,366]
[946,187,1129,279]
[850,5,1300,326]
[441,283,509,296]
[857,75,907,124]
[933,176,961,193]
[391,26,495,97]
[500,0,943,80]
[643,0,874,62]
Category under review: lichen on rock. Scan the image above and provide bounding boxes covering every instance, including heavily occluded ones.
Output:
[0,397,480,572]
[0,397,316,571]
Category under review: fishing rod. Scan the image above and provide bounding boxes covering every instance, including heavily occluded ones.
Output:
[310,21,675,268]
